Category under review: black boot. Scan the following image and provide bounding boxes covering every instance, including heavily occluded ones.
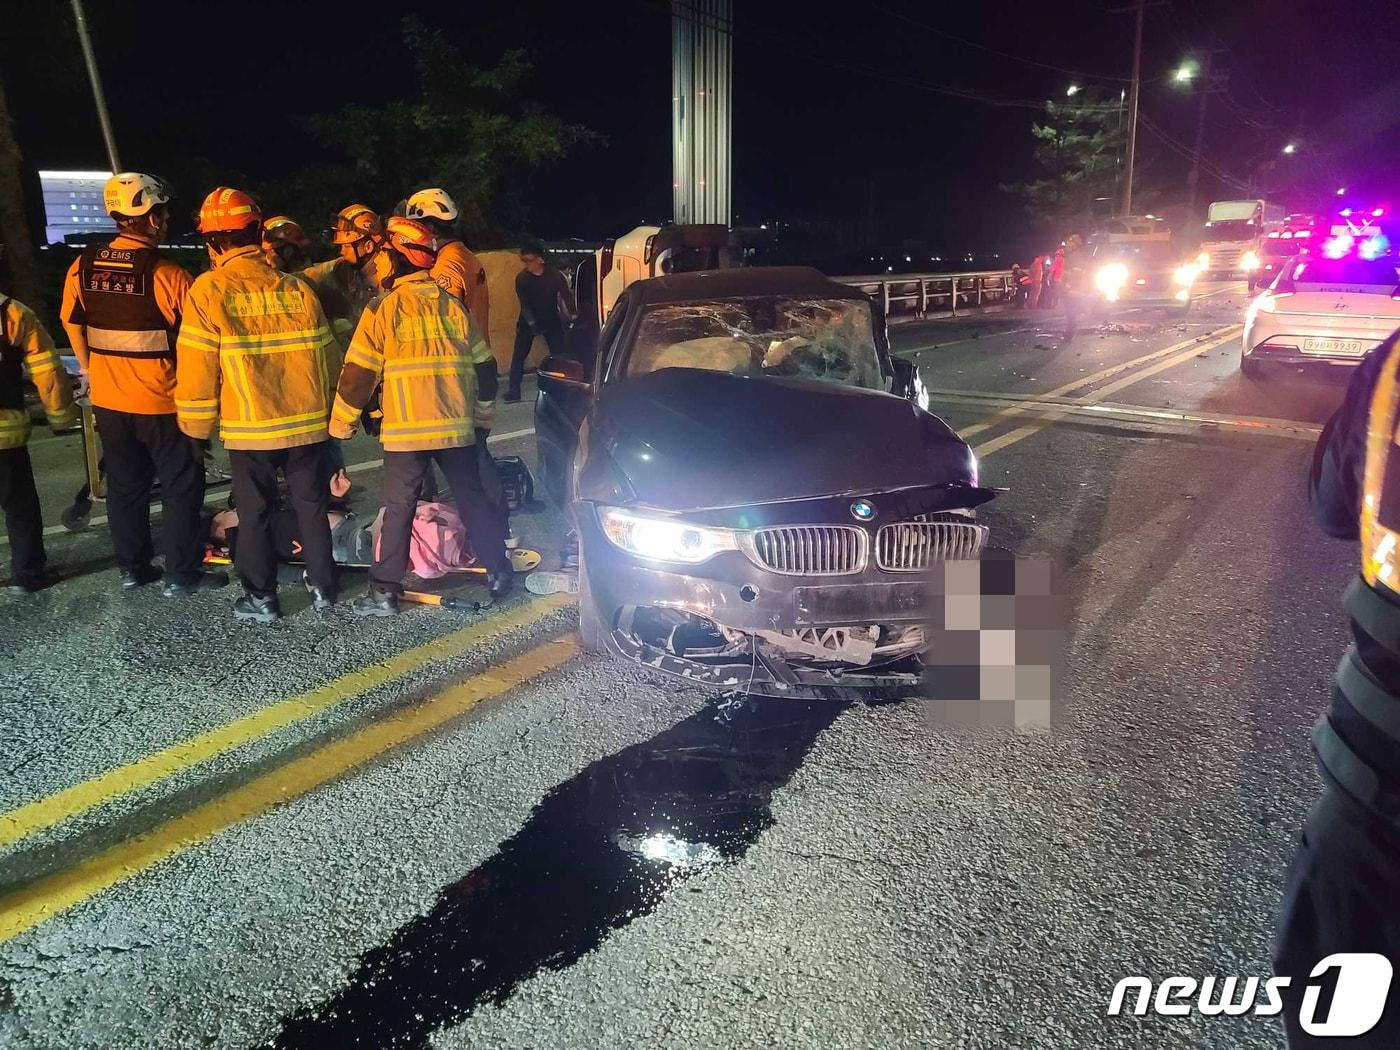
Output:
[120,564,162,590]
[487,571,514,599]
[351,587,399,618]
[233,592,282,624]
[303,570,336,612]
[161,570,230,598]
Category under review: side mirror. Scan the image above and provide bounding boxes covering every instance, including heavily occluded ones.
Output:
[539,354,592,393]
[890,356,929,410]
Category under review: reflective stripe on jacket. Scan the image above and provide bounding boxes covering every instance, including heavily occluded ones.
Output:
[175,246,337,450]
[0,296,78,449]
[1311,333,1400,822]
[331,271,491,451]
[61,233,192,415]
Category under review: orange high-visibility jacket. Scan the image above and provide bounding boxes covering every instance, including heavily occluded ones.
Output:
[330,271,495,451]
[174,246,337,450]
[0,295,77,449]
[60,232,193,415]
[431,239,490,341]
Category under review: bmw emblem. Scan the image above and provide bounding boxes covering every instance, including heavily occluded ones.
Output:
[850,499,876,522]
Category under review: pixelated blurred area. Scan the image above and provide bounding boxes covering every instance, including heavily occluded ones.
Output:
[924,554,1065,730]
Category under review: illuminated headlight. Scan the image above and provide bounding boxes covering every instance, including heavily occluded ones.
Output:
[1095,263,1129,299]
[598,506,739,564]
[1197,251,1210,267]
[1173,263,1201,286]
[1241,250,1260,271]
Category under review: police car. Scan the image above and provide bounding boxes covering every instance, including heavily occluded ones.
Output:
[1241,210,1399,377]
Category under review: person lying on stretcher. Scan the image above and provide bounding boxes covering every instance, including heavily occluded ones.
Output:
[205,501,538,577]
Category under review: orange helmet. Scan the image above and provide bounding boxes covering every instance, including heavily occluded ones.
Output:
[197,187,261,233]
[262,215,310,251]
[329,203,384,246]
[384,216,438,268]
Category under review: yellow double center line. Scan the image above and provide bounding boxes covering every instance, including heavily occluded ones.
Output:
[968,325,1242,457]
[0,326,1242,942]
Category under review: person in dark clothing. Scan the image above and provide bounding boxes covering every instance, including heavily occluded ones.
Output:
[1273,331,1400,1047]
[505,245,572,403]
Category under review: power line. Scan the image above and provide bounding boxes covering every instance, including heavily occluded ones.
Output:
[873,2,1134,84]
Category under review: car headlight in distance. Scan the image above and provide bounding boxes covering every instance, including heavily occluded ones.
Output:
[598,506,739,564]
[1095,262,1129,299]
[1197,251,1210,267]
[1173,263,1201,286]
[1241,250,1260,271]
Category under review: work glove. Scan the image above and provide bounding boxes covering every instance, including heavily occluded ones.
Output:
[75,369,90,402]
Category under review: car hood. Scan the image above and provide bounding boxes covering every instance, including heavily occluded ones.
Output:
[588,368,973,511]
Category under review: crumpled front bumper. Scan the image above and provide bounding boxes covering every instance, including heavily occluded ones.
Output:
[578,508,964,697]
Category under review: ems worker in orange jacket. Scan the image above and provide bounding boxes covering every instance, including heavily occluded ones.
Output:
[404,189,491,339]
[0,286,78,593]
[60,173,224,596]
[176,189,340,623]
[330,217,512,616]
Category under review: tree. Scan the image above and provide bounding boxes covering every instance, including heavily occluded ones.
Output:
[0,75,43,308]
[262,16,597,246]
[1002,92,1125,232]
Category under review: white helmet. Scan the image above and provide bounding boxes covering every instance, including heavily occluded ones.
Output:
[103,172,172,218]
[405,188,458,223]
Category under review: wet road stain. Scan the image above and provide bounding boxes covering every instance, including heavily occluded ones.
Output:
[272,696,845,1049]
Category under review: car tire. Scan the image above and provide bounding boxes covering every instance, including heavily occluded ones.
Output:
[576,542,605,654]
[1241,353,1266,379]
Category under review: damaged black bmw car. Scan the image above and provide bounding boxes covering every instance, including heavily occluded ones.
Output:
[535,267,994,697]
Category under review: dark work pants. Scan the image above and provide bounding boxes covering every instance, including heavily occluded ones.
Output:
[373,444,511,592]
[508,322,565,398]
[228,443,336,599]
[1273,785,1400,1046]
[0,446,46,584]
[93,408,205,581]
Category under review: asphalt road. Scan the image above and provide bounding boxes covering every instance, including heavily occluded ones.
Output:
[0,283,1363,1049]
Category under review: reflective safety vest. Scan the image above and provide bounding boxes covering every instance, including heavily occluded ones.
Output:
[174,246,337,450]
[71,243,181,414]
[331,271,491,452]
[0,295,78,449]
[1316,338,1400,822]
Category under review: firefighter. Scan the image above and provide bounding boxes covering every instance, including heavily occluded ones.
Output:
[176,188,340,623]
[404,188,491,339]
[1273,329,1400,1046]
[0,280,78,594]
[329,217,512,615]
[261,215,312,272]
[59,172,224,596]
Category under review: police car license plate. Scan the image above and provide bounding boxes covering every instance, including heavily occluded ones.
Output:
[1302,337,1368,356]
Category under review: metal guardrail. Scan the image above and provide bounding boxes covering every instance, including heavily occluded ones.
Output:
[835,270,1017,319]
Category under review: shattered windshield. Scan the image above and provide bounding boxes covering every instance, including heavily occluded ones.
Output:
[627,297,885,391]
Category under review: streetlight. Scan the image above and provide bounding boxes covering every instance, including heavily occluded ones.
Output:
[1336,187,1347,196]
[1173,61,1197,84]
[1066,84,1080,97]
[1282,142,1298,155]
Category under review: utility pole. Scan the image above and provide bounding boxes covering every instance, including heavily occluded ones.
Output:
[0,76,44,309]
[1186,50,1223,219]
[672,0,732,225]
[1119,0,1145,216]
[70,0,121,173]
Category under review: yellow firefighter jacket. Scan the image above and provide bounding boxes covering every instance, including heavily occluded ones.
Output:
[330,271,494,452]
[0,295,77,449]
[174,246,337,450]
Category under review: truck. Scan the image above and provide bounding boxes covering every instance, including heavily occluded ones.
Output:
[1199,200,1286,279]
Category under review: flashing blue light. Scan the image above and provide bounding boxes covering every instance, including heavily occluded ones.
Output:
[1360,234,1391,261]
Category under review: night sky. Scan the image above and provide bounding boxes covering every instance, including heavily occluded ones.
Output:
[3,0,1399,256]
